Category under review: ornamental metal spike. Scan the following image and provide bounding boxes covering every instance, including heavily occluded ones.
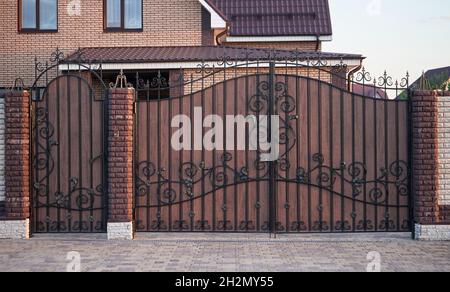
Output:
[50,47,64,63]
[75,47,83,63]
[9,77,26,92]
[110,69,132,89]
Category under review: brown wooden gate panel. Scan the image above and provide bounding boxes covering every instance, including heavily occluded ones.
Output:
[135,75,272,232]
[274,75,410,232]
[134,65,411,233]
[32,75,107,233]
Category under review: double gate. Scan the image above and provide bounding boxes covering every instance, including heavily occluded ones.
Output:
[134,61,411,233]
[29,51,411,234]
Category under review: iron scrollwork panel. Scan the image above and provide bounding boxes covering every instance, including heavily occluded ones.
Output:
[32,88,107,233]
[135,152,270,231]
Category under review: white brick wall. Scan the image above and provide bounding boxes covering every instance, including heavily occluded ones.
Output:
[0,96,5,202]
[437,96,450,206]
[0,219,30,239]
[107,222,134,240]
[415,224,450,241]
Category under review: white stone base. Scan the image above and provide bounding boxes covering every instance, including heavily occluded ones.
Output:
[415,224,450,241]
[107,222,134,240]
[0,219,30,239]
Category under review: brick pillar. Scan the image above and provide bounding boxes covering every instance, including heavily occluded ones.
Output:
[0,95,5,218]
[411,90,450,240]
[107,88,134,240]
[0,90,31,239]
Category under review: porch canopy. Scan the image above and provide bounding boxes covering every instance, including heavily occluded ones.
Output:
[62,46,363,71]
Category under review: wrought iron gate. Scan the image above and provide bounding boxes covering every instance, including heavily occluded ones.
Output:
[133,57,412,233]
[31,51,108,233]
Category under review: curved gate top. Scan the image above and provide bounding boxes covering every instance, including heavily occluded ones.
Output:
[27,49,411,234]
[133,61,412,233]
[31,52,108,233]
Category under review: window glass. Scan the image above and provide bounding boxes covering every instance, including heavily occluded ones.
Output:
[39,0,57,30]
[124,0,142,29]
[22,0,37,29]
[107,0,121,28]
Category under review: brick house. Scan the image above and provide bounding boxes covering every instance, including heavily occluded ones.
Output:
[1,1,449,241]
[0,0,366,218]
[0,0,363,90]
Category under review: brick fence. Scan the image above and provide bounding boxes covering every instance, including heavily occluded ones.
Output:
[411,90,450,240]
[107,88,135,240]
[0,95,5,218]
[0,92,5,218]
[0,90,30,239]
[1,88,450,240]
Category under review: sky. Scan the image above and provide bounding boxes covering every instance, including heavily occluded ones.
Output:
[323,0,450,85]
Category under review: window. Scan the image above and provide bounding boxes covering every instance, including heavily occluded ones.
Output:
[104,0,143,31]
[19,0,58,32]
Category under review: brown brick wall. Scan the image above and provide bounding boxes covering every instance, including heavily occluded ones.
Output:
[4,91,31,220]
[0,94,5,215]
[411,90,450,225]
[0,0,204,87]
[201,6,214,46]
[0,0,327,88]
[108,88,134,222]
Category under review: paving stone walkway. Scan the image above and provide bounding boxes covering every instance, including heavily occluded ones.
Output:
[0,233,449,272]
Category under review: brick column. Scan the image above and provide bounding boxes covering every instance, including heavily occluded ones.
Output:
[0,95,5,218]
[411,90,450,240]
[107,88,134,240]
[0,90,30,239]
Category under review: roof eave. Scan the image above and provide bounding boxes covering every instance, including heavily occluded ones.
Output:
[225,35,333,42]
[198,0,228,29]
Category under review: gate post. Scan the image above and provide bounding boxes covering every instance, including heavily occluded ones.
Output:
[0,90,30,239]
[107,87,135,240]
[268,61,277,234]
[411,90,450,240]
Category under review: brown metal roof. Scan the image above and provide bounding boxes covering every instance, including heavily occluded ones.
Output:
[66,46,362,63]
[206,0,332,36]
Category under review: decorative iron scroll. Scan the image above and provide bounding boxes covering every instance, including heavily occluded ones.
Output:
[32,105,106,232]
[33,107,105,211]
[135,152,263,207]
[36,217,104,233]
[248,80,297,158]
[135,152,408,208]
[278,153,409,205]
[33,107,58,201]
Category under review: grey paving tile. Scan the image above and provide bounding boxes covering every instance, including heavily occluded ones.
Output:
[0,233,449,272]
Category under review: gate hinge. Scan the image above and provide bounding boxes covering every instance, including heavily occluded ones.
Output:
[133,101,137,115]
